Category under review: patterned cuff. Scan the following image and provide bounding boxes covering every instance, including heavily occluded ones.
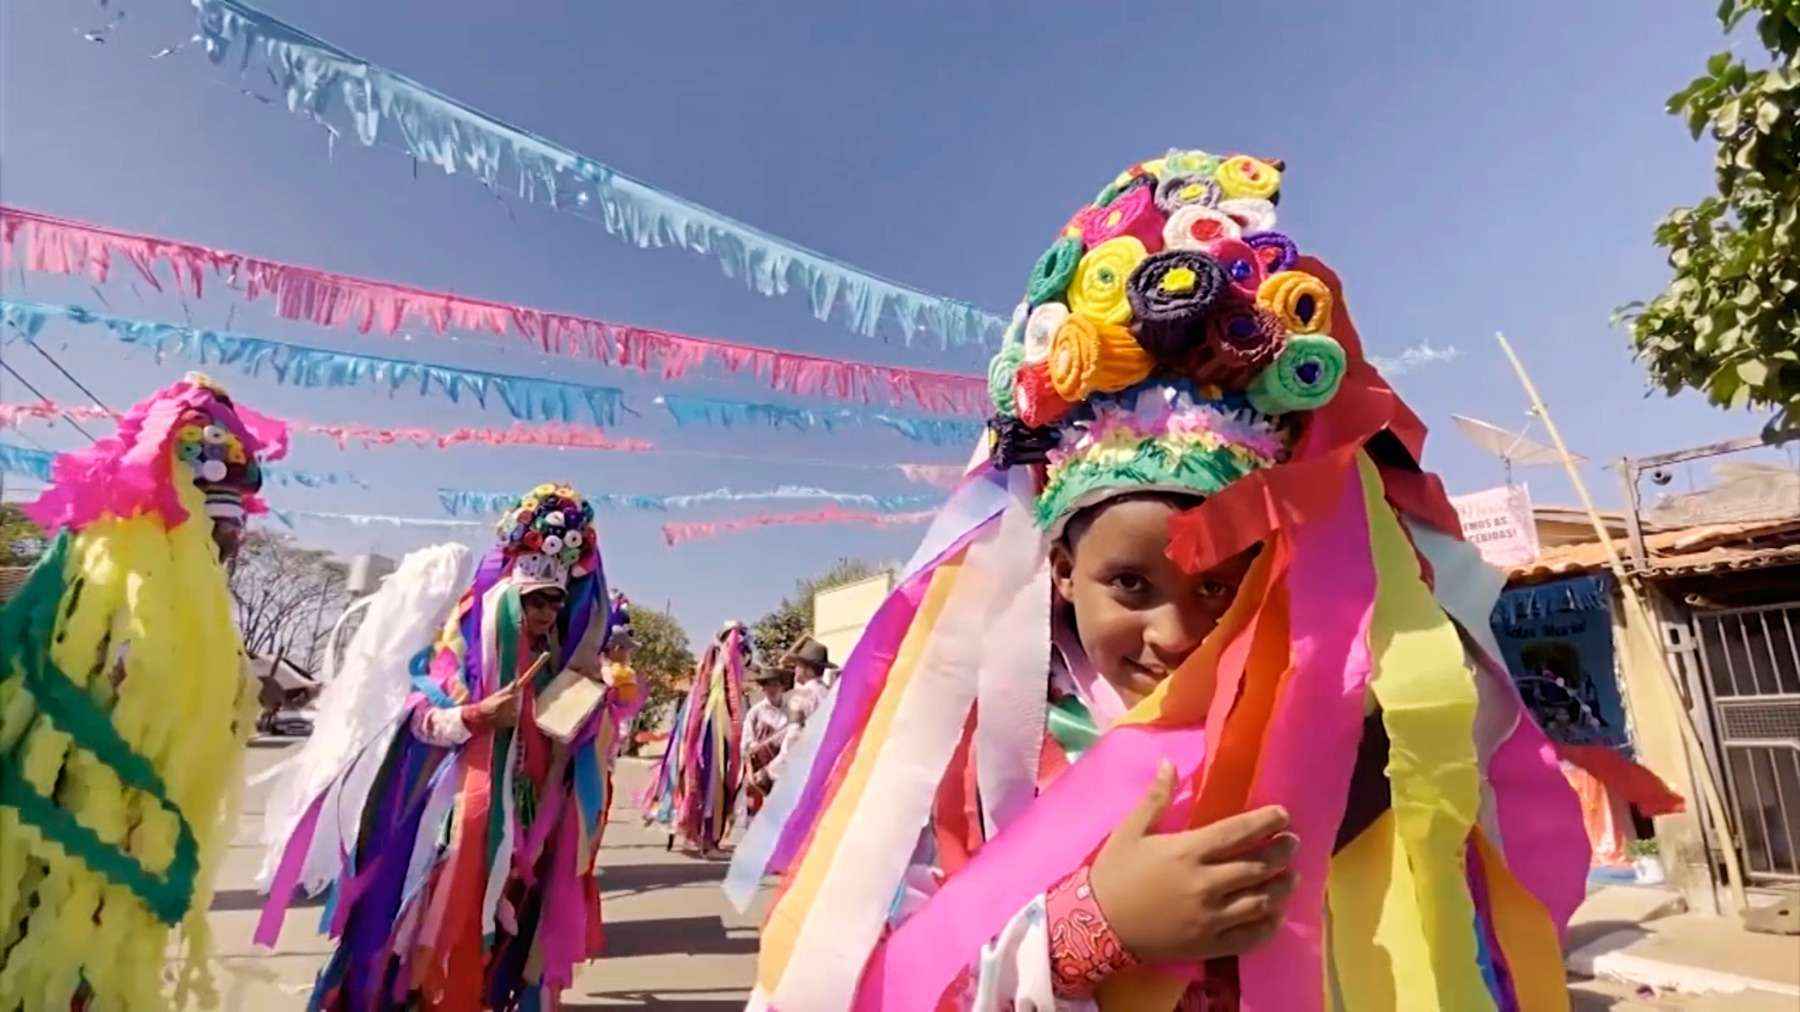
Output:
[1047,862,1138,999]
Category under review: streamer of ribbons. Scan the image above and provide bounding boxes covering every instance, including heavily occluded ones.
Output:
[661,506,936,546]
[662,394,985,447]
[439,486,939,517]
[3,298,625,426]
[263,467,366,489]
[183,0,1003,347]
[1,206,989,415]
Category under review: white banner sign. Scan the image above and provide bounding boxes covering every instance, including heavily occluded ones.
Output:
[1450,484,1540,568]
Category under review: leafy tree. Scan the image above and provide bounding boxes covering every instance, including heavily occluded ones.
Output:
[624,605,695,755]
[1621,0,1800,436]
[1,505,45,567]
[751,557,888,664]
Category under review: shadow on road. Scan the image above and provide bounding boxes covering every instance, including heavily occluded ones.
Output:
[601,915,756,958]
[566,989,746,1011]
[211,887,325,912]
[601,862,730,893]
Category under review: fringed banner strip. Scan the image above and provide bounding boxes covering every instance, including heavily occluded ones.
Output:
[661,506,934,546]
[184,0,1003,347]
[1,299,626,427]
[0,205,990,414]
[439,485,939,518]
[662,394,985,447]
[0,442,54,481]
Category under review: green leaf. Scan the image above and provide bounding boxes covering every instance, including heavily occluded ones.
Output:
[1738,359,1772,385]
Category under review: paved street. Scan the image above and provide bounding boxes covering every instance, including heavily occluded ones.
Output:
[198,738,761,1010]
[191,738,1795,1011]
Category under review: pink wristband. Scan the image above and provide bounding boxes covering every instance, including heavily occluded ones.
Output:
[1047,863,1139,999]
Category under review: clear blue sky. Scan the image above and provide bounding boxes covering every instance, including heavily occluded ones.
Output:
[0,0,1783,639]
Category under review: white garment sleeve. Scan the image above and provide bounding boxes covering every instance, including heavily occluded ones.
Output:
[891,864,1082,1011]
[410,703,472,747]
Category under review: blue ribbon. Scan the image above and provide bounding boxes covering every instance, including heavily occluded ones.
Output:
[190,0,1003,349]
[661,394,984,447]
[1,299,625,427]
[262,467,366,489]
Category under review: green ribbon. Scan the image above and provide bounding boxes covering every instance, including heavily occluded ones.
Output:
[0,531,201,926]
[1047,694,1101,762]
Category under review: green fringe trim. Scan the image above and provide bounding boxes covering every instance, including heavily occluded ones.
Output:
[1036,438,1262,531]
[0,530,200,926]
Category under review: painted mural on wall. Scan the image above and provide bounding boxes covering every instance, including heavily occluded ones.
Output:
[1490,573,1629,747]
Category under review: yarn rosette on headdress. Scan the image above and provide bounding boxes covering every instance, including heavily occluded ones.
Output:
[1204,237,1267,300]
[1216,155,1282,200]
[1247,334,1347,414]
[495,481,601,577]
[1126,249,1227,361]
[1047,315,1155,402]
[1155,173,1220,214]
[1163,204,1242,251]
[1245,231,1300,274]
[1077,184,1164,251]
[1067,236,1148,326]
[987,343,1025,415]
[1198,299,1288,384]
[1218,197,1278,233]
[1257,269,1334,334]
[1026,237,1083,305]
[1023,302,1069,364]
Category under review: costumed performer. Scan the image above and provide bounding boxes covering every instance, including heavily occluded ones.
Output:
[258,482,635,1011]
[0,372,287,1010]
[744,666,793,816]
[641,622,750,857]
[728,148,1589,1010]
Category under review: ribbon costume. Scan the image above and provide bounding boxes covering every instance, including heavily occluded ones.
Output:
[641,623,750,854]
[258,482,641,1011]
[0,373,287,1010]
[729,149,1589,1010]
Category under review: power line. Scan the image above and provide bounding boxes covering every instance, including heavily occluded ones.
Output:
[24,342,112,417]
[0,361,98,442]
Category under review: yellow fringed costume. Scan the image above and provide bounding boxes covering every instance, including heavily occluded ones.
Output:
[0,373,288,1010]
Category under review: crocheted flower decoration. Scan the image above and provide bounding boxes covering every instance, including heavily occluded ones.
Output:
[978,148,1351,532]
[495,481,602,577]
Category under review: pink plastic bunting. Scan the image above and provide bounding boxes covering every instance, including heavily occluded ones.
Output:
[1,205,989,415]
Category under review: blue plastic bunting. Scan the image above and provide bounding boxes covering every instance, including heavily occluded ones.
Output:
[0,442,54,482]
[438,485,939,518]
[1,299,625,427]
[189,0,1003,348]
[661,394,984,447]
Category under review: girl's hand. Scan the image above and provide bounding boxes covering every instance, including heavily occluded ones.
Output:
[464,678,525,730]
[1088,761,1298,965]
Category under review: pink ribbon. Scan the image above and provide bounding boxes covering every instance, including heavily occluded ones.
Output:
[1,205,989,415]
[255,789,326,947]
[853,724,1209,1010]
[660,506,934,546]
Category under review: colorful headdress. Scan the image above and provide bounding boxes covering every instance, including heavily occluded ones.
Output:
[731,152,1587,1012]
[24,371,288,533]
[494,481,600,586]
[985,149,1347,537]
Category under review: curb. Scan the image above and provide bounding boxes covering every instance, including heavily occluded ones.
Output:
[1567,930,1800,998]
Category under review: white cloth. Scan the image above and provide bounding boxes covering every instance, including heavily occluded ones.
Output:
[254,543,473,892]
[412,704,472,747]
[786,679,828,722]
[745,698,790,756]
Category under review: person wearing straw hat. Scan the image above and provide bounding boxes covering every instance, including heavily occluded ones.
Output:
[731,149,1587,1011]
[744,664,793,815]
[780,634,837,721]
[258,481,631,1011]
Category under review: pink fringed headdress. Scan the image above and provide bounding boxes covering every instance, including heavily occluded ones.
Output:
[24,372,289,532]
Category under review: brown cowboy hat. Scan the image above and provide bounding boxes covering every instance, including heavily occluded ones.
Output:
[751,664,791,685]
[781,634,838,670]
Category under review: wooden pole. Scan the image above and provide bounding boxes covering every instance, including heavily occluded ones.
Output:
[1494,332,1748,917]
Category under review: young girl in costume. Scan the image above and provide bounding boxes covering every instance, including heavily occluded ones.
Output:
[729,150,1589,1010]
[641,622,751,856]
[0,373,287,1011]
[258,482,641,1011]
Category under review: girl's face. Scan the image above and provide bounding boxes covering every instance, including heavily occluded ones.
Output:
[1050,497,1258,706]
[521,591,564,639]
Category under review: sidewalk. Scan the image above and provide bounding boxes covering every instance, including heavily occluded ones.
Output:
[1566,882,1800,1009]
